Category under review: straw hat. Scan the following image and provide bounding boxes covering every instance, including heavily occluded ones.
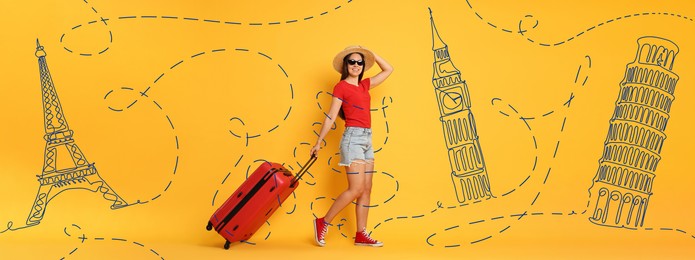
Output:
[332,45,375,72]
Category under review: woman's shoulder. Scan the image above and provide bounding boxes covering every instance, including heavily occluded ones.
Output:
[332,80,348,95]
[359,78,371,88]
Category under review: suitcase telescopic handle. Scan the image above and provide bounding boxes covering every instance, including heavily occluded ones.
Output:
[291,155,317,186]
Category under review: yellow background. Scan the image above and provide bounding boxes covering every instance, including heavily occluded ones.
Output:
[1,0,693,259]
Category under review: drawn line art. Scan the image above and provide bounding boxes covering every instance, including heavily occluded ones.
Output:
[464,0,694,47]
[369,96,394,154]
[334,217,382,240]
[335,218,350,239]
[424,36,690,246]
[427,208,695,247]
[314,92,394,174]
[60,223,165,259]
[60,0,357,56]
[59,0,112,56]
[419,107,566,247]
[430,8,494,203]
[209,158,290,246]
[493,54,590,120]
[104,48,293,147]
[587,36,679,229]
[60,223,85,259]
[208,48,396,245]
[210,47,295,208]
[308,170,399,219]
[291,143,319,186]
[1,41,132,234]
[436,57,588,246]
[370,10,591,246]
[206,47,297,245]
[297,82,398,241]
[212,164,276,247]
[103,86,180,204]
[247,159,301,216]
[220,50,294,145]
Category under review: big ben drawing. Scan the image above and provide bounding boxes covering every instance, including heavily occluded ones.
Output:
[429,9,493,203]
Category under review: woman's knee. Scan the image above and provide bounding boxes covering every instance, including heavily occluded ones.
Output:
[347,185,365,197]
[360,182,372,195]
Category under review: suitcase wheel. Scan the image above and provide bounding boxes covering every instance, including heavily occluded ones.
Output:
[224,241,231,250]
[206,221,213,231]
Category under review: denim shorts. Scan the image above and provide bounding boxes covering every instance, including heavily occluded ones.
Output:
[339,127,374,166]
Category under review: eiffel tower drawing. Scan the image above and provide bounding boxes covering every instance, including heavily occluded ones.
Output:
[26,40,128,226]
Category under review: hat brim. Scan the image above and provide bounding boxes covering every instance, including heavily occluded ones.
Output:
[333,46,375,73]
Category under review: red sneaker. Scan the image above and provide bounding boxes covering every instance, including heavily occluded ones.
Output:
[313,217,329,246]
[354,229,383,247]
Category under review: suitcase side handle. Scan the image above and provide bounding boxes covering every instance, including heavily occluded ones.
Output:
[291,155,317,187]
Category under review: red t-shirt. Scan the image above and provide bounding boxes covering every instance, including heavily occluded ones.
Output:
[332,78,371,128]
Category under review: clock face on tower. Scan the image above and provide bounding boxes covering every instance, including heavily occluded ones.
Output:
[437,86,464,115]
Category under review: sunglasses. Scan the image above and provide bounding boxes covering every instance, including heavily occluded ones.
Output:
[347,59,365,66]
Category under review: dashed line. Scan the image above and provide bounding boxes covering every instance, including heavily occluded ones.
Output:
[470,236,491,244]
[316,92,393,175]
[61,227,166,259]
[499,226,511,233]
[464,0,695,47]
[309,171,399,212]
[154,73,165,83]
[214,49,294,144]
[531,192,541,205]
[103,87,180,205]
[61,1,357,56]
[417,51,591,247]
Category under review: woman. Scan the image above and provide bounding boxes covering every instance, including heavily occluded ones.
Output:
[310,46,393,247]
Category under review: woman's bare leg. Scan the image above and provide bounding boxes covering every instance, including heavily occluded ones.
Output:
[323,161,366,224]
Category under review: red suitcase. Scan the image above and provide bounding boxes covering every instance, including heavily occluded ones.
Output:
[206,156,316,249]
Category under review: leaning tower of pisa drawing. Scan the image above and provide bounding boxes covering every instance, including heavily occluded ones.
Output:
[588,36,679,228]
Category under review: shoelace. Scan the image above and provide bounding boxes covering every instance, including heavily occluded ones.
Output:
[360,230,377,243]
[320,223,329,240]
